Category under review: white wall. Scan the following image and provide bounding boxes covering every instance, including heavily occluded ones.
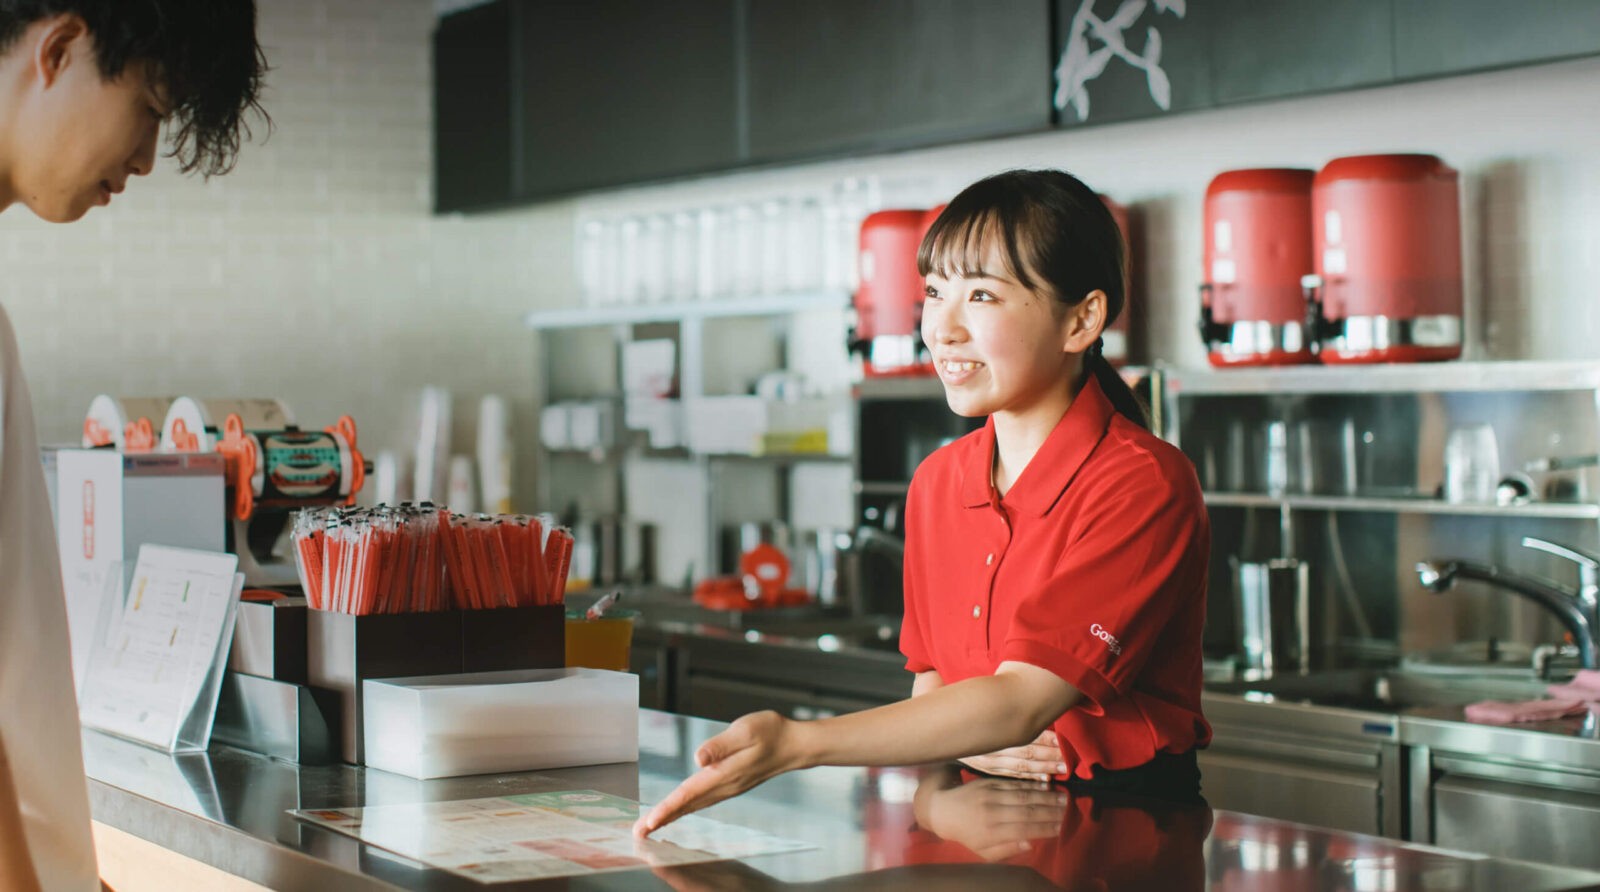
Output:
[4,0,574,511]
[7,0,1597,543]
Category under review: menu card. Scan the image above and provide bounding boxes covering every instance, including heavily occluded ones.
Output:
[79,545,243,752]
[292,790,813,884]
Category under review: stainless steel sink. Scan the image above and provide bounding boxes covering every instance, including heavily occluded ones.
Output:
[1211,668,1554,713]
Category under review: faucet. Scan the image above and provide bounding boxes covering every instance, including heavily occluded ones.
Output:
[852,525,905,563]
[1415,536,1600,670]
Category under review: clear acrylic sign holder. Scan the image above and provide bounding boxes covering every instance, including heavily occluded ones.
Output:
[78,547,244,753]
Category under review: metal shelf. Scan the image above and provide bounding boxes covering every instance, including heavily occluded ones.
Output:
[855,481,911,496]
[1165,360,1600,397]
[524,290,850,331]
[856,376,945,401]
[699,452,851,465]
[550,446,849,465]
[1203,491,1600,520]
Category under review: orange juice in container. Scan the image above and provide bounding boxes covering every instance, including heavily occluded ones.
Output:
[565,593,636,671]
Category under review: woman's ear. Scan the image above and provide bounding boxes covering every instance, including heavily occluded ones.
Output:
[1061,290,1108,354]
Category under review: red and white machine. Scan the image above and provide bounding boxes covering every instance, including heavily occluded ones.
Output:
[851,209,935,377]
[1100,195,1132,366]
[1306,153,1463,363]
[1198,169,1317,366]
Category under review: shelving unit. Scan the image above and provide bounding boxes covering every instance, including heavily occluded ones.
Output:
[1202,491,1600,521]
[524,291,848,331]
[1165,360,1600,397]
[527,290,855,582]
[1163,359,1600,668]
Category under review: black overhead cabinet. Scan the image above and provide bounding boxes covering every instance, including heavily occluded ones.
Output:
[743,0,1052,162]
[1207,0,1394,105]
[1392,0,1600,80]
[514,0,741,198]
[433,1,514,213]
[434,0,1600,212]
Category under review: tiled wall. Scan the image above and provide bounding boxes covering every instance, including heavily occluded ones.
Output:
[4,0,574,511]
[8,0,1598,539]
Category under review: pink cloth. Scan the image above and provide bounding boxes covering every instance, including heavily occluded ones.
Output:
[1464,698,1587,724]
[1546,669,1600,702]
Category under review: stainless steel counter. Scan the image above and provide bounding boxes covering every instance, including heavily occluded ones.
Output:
[85,712,1600,891]
[610,591,1600,772]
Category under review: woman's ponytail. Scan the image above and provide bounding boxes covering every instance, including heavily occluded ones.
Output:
[1086,338,1150,430]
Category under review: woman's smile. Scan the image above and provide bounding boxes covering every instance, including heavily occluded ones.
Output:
[938,357,986,385]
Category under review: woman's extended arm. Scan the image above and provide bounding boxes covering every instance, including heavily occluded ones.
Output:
[636,662,1080,835]
[911,670,1062,781]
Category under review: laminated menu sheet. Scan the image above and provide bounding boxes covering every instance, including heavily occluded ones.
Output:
[291,790,813,883]
[78,545,243,752]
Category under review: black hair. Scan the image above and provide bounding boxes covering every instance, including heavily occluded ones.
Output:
[0,0,269,176]
[917,168,1148,429]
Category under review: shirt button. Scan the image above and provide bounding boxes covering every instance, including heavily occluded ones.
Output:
[985,553,994,566]
[972,605,982,619]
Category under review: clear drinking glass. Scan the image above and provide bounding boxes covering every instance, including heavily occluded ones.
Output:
[1444,424,1500,503]
[667,210,698,302]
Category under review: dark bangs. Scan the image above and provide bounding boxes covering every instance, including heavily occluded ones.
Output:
[916,170,1126,322]
[917,185,1047,292]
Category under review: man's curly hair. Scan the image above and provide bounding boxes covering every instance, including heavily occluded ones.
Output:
[0,0,269,176]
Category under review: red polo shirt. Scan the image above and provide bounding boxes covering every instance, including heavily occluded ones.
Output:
[899,376,1212,780]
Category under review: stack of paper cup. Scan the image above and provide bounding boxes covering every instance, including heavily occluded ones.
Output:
[83,395,177,451]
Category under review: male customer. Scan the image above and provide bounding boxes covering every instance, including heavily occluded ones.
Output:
[0,3,265,888]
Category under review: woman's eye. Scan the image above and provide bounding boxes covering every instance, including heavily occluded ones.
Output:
[970,290,995,302]
[924,287,941,301]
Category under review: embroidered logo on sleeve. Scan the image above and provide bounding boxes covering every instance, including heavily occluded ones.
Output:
[1090,623,1122,656]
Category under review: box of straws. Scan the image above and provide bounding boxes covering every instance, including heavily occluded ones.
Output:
[293,504,572,763]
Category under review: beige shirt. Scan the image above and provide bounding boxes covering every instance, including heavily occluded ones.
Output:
[0,304,99,890]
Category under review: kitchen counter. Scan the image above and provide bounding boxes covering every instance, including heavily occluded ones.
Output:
[607,591,1600,770]
[85,712,1600,891]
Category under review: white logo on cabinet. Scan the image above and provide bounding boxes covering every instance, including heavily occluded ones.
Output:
[1055,0,1188,122]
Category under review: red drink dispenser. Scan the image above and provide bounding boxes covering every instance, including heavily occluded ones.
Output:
[1198,169,1316,366]
[852,209,933,377]
[1100,194,1132,366]
[1307,153,1463,363]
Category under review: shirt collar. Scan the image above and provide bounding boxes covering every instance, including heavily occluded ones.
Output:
[958,375,1117,516]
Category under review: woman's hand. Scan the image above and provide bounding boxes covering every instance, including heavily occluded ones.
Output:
[635,711,805,837]
[918,775,1069,861]
[957,729,1065,782]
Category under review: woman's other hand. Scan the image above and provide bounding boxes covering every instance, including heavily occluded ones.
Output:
[918,774,1069,861]
[957,729,1064,782]
[635,711,804,837]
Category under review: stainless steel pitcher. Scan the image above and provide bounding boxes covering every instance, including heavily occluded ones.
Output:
[1232,557,1311,679]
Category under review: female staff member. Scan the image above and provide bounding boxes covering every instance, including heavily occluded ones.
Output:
[637,169,1211,837]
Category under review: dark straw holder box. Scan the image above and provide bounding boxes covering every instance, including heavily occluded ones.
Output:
[230,597,310,685]
[307,605,564,764]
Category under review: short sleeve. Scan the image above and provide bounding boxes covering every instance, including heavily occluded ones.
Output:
[997,470,1209,712]
[898,477,935,674]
